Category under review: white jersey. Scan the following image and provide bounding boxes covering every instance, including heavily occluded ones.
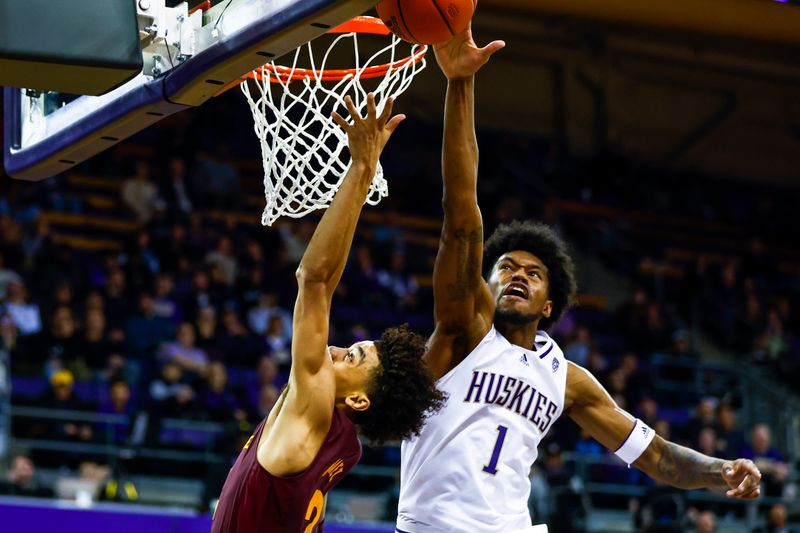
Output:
[397,327,567,533]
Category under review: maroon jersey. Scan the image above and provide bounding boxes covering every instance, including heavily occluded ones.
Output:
[211,408,361,533]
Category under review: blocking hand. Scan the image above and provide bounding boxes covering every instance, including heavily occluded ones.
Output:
[433,24,504,81]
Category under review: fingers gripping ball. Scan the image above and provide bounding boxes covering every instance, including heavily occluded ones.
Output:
[376,0,477,45]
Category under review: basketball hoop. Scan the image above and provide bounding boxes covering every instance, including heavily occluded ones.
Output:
[240,16,427,226]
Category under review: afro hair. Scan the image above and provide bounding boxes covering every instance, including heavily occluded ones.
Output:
[483,220,577,331]
[352,324,446,445]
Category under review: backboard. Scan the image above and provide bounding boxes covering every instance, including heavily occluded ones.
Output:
[3,0,379,181]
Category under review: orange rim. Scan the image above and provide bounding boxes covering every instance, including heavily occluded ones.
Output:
[248,45,426,83]
[240,16,426,85]
[329,15,391,35]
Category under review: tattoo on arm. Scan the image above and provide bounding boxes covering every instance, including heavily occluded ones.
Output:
[655,440,726,490]
[445,228,482,300]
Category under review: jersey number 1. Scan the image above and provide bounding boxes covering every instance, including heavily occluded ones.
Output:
[482,425,508,475]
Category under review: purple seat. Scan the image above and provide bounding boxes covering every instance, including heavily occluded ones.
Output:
[11,376,47,399]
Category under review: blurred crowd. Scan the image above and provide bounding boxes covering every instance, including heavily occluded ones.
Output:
[0,109,797,530]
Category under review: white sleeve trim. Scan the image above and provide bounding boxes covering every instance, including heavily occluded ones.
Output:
[614,418,656,466]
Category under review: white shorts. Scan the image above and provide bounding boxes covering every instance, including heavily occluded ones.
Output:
[396,525,547,533]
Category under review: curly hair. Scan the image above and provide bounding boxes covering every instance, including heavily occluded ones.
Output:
[483,220,577,331]
[352,324,446,445]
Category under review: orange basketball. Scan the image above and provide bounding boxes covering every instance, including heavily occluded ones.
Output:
[376,0,477,45]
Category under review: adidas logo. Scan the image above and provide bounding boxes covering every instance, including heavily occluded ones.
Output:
[519,354,529,366]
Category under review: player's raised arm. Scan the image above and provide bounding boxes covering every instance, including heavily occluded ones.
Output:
[565,362,762,497]
[289,94,404,402]
[427,27,505,377]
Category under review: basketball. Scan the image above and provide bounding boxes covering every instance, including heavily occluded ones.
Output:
[376,0,476,45]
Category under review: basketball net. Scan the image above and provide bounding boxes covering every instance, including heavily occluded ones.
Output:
[240,18,427,226]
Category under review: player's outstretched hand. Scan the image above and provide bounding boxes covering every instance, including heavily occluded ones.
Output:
[722,459,762,499]
[433,24,504,81]
[331,93,405,169]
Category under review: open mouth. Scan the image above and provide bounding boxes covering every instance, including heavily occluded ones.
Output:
[502,283,529,300]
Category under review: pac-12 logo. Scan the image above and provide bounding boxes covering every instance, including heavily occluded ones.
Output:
[552,358,559,373]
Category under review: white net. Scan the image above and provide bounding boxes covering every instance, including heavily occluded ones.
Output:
[241,26,426,226]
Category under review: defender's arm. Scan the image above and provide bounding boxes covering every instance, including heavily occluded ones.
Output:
[428,28,504,378]
[565,362,761,496]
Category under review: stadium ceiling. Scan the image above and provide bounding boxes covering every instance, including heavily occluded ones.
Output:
[394,0,800,186]
[482,0,800,47]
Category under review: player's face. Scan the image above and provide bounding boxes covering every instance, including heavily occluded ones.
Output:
[328,341,380,412]
[487,250,553,327]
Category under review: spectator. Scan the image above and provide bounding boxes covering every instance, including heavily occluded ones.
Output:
[39,370,93,443]
[695,511,716,533]
[264,315,291,369]
[21,216,56,270]
[712,261,741,347]
[637,397,660,428]
[0,252,22,301]
[159,322,209,377]
[669,329,698,359]
[278,220,313,264]
[753,503,797,533]
[347,244,385,308]
[121,161,161,223]
[193,144,242,209]
[740,424,789,497]
[103,267,131,328]
[51,281,75,315]
[205,236,238,287]
[247,355,279,412]
[216,308,259,368]
[714,403,745,459]
[181,269,220,323]
[238,266,266,311]
[633,483,686,533]
[0,314,21,369]
[697,427,718,458]
[636,303,672,355]
[239,239,267,277]
[198,361,246,423]
[682,398,717,443]
[376,251,419,310]
[44,306,87,379]
[152,273,180,323]
[0,455,54,498]
[119,230,160,290]
[149,361,196,418]
[4,281,42,336]
[125,293,174,359]
[161,157,194,216]
[564,326,591,367]
[195,306,219,355]
[542,442,584,533]
[654,419,671,442]
[159,223,194,274]
[752,310,789,364]
[250,384,279,422]
[99,378,136,444]
[247,292,291,337]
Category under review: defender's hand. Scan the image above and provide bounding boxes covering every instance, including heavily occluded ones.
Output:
[722,459,762,499]
[331,93,405,169]
[433,24,504,81]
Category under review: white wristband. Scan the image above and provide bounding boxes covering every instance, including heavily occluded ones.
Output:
[614,418,656,466]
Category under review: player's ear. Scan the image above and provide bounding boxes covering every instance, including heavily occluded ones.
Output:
[542,299,553,318]
[345,393,370,412]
